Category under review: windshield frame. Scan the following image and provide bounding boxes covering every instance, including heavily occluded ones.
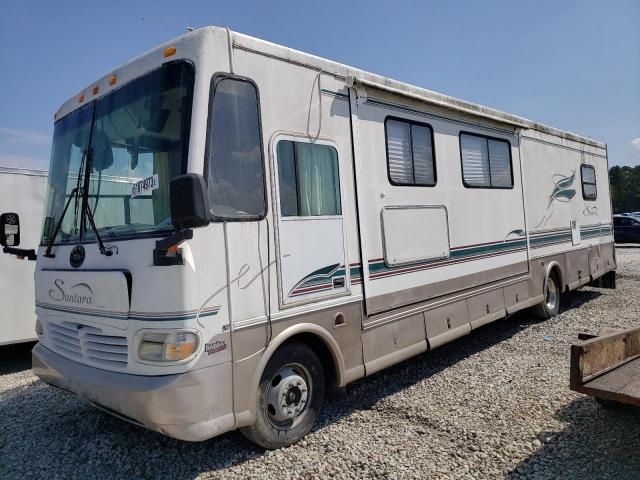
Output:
[40,59,196,247]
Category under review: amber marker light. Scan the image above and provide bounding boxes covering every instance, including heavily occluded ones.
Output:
[92,86,99,95]
[78,94,85,103]
[109,75,117,86]
[164,46,177,58]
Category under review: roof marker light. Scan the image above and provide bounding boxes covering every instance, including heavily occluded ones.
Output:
[109,75,117,86]
[78,94,85,103]
[92,86,99,95]
[164,46,176,58]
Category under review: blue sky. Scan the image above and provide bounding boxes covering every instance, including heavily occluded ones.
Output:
[0,0,638,169]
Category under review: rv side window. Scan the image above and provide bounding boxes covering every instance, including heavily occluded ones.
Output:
[385,117,436,186]
[581,164,597,200]
[206,76,266,220]
[276,141,341,217]
[460,133,513,188]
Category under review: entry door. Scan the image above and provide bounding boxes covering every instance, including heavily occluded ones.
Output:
[273,137,348,305]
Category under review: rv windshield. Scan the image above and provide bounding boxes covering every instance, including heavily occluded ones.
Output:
[41,61,195,246]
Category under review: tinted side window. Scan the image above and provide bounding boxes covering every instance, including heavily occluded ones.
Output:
[581,164,597,201]
[277,141,341,217]
[206,77,266,220]
[385,118,436,186]
[460,133,513,188]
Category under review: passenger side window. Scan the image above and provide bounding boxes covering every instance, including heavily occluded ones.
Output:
[460,133,513,188]
[206,76,266,220]
[385,117,436,186]
[276,141,341,217]
[581,164,597,201]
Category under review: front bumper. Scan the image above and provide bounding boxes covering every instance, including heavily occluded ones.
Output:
[32,343,235,441]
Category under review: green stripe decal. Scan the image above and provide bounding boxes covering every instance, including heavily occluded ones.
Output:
[290,225,612,287]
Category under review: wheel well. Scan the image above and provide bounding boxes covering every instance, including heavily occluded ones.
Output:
[549,264,564,292]
[281,333,338,390]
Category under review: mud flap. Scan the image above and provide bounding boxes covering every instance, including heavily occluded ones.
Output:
[588,270,616,289]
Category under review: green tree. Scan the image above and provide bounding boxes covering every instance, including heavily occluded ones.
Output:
[609,165,640,213]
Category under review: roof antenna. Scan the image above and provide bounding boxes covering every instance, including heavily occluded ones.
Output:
[142,17,195,32]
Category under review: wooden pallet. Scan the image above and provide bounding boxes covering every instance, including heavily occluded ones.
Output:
[570,327,640,406]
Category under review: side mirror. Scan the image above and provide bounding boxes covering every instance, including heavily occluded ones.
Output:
[169,174,210,230]
[0,212,20,247]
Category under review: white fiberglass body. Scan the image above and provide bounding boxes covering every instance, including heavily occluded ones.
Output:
[23,27,614,446]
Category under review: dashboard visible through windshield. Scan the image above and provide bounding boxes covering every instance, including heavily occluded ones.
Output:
[41,61,195,246]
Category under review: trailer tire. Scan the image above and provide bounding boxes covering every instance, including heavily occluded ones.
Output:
[240,342,325,449]
[532,271,561,320]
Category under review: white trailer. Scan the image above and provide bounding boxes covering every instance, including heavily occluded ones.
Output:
[0,166,46,345]
[1,27,615,448]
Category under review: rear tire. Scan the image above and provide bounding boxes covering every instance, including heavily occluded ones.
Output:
[532,271,561,320]
[240,342,325,449]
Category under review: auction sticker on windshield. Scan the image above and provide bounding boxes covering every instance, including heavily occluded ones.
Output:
[131,174,159,198]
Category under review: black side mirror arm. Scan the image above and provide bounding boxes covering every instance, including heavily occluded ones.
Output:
[153,229,193,266]
[3,247,37,261]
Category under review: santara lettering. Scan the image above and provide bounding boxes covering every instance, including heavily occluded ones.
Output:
[49,279,94,305]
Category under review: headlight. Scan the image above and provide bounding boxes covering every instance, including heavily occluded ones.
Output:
[138,331,199,362]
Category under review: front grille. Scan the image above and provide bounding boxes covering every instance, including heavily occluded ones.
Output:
[46,321,128,369]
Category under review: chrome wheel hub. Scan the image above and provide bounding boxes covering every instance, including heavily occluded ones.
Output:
[266,365,310,426]
[546,276,558,310]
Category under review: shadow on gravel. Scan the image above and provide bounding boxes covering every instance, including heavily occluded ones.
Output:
[0,341,35,375]
[506,396,640,479]
[0,289,604,479]
[559,288,602,313]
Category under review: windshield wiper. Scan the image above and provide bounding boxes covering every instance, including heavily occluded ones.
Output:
[44,134,89,258]
[43,187,80,258]
[78,146,113,257]
[81,185,113,257]
[43,147,113,258]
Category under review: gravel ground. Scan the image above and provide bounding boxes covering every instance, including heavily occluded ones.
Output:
[1,248,640,479]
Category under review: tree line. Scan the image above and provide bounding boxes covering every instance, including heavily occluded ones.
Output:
[609,166,640,214]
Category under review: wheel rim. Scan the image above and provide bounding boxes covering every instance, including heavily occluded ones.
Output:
[545,276,558,311]
[265,363,311,429]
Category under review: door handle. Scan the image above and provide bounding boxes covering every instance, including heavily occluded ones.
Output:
[333,277,345,288]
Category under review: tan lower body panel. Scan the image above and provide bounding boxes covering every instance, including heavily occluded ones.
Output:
[32,342,235,442]
[231,242,616,426]
[231,300,364,424]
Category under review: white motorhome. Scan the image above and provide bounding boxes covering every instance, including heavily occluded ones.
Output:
[1,27,615,448]
[0,166,46,345]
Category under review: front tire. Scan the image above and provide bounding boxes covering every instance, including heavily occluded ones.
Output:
[241,342,325,449]
[532,272,561,319]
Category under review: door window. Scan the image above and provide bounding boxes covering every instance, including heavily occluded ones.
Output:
[276,141,341,217]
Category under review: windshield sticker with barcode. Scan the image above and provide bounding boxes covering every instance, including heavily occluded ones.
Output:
[131,174,159,198]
